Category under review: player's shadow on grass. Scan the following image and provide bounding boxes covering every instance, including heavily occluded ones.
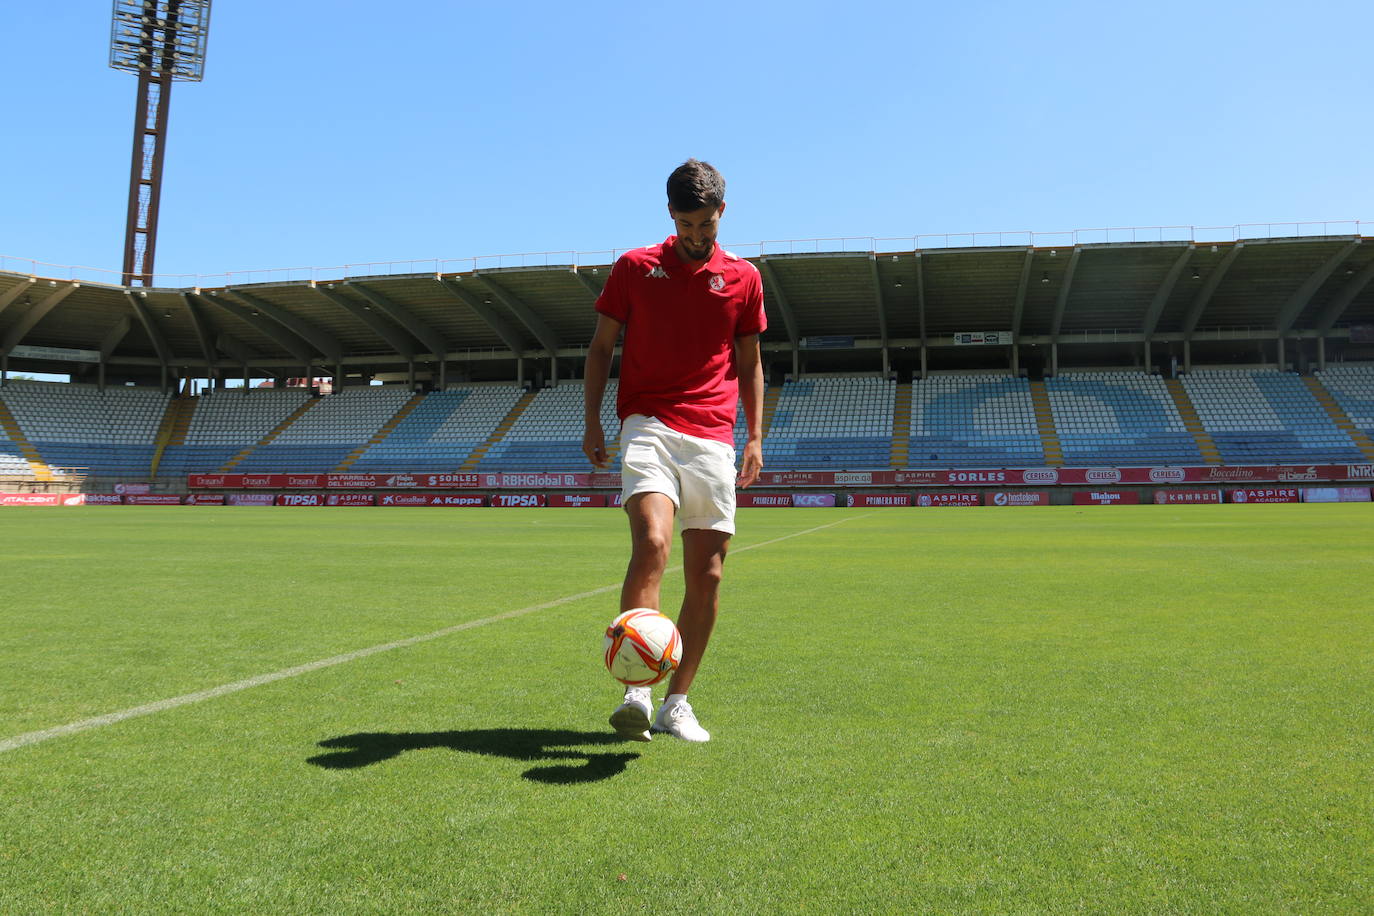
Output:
[307,729,639,784]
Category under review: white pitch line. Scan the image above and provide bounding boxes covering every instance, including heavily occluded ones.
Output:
[0,513,868,754]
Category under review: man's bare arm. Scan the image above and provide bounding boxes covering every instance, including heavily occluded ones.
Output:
[582,314,622,468]
[734,333,764,488]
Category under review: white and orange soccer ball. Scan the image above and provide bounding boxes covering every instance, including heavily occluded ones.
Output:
[603,608,682,686]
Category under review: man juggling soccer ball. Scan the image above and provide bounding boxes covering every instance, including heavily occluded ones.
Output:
[583,159,766,743]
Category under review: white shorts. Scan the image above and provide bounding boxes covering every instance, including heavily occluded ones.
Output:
[619,414,737,534]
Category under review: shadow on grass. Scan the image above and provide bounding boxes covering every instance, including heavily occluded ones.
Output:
[307,729,640,784]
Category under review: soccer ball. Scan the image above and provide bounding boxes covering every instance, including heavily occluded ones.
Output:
[603,608,682,686]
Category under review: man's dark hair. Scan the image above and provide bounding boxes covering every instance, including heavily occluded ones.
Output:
[666,159,725,212]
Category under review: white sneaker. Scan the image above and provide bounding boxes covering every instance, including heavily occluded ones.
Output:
[652,697,711,742]
[609,686,654,742]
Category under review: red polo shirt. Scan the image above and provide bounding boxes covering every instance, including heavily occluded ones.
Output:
[596,236,766,444]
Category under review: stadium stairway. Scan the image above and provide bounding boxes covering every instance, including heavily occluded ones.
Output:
[762,387,781,436]
[1028,381,1064,466]
[1303,376,1374,461]
[148,396,198,477]
[333,392,426,472]
[1166,379,1222,464]
[889,381,911,467]
[220,397,321,472]
[461,390,538,471]
[0,397,52,481]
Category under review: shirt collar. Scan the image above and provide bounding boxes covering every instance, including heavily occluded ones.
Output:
[662,236,727,274]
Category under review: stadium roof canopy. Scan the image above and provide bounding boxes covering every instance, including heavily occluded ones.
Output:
[2,225,1373,386]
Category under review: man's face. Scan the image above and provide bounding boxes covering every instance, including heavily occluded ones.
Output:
[669,203,725,263]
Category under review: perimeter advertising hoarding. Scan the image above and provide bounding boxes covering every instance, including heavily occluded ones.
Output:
[1228,488,1299,504]
[67,493,124,506]
[189,472,595,489]
[226,494,276,506]
[325,493,376,506]
[189,465,1374,491]
[185,494,226,505]
[491,494,547,507]
[378,494,488,507]
[914,492,981,507]
[1301,487,1372,503]
[1072,491,1141,505]
[0,493,63,506]
[1153,489,1222,504]
[114,482,151,494]
[737,494,794,507]
[275,494,324,506]
[847,493,912,507]
[547,494,607,507]
[124,495,184,505]
[790,493,837,507]
[984,491,1051,506]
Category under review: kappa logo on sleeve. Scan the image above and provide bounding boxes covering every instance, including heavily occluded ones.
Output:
[646,265,669,279]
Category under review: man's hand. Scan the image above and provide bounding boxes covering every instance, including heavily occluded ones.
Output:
[736,438,763,488]
[583,423,608,468]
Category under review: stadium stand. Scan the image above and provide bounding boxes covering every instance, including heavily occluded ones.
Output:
[1182,370,1364,464]
[0,425,32,476]
[351,385,525,472]
[906,374,1042,468]
[1046,372,1202,465]
[476,382,620,471]
[764,376,893,469]
[158,387,311,475]
[234,385,412,472]
[1315,366,1374,440]
[0,381,168,476]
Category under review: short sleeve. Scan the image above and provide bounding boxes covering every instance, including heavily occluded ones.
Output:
[735,265,767,337]
[595,255,631,324]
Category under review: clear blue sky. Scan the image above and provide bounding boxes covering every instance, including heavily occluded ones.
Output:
[3,0,1371,281]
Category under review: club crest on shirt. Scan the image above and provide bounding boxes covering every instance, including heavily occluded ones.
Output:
[646,265,669,279]
[709,273,725,291]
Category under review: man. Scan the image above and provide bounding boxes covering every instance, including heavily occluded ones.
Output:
[582,158,765,743]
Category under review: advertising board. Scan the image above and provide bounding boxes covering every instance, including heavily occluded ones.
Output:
[1071,490,1140,505]
[914,492,981,507]
[1152,489,1222,504]
[984,491,1051,506]
[1227,488,1299,504]
[547,494,607,507]
[847,493,911,507]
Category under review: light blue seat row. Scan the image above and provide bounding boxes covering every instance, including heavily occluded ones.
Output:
[233,444,356,472]
[764,437,890,469]
[909,376,1043,468]
[32,442,158,475]
[157,445,244,473]
[1046,375,1202,465]
[1185,371,1362,465]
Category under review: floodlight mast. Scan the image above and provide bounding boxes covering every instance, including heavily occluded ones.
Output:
[108,0,211,287]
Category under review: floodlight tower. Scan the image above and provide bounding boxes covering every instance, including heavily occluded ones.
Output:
[108,0,212,287]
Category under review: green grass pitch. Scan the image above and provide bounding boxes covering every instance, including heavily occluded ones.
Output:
[1,505,1371,914]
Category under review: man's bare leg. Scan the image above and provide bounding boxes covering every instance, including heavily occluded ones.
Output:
[666,528,730,697]
[610,491,676,742]
[620,492,676,611]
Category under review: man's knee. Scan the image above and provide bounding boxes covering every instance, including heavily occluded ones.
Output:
[630,527,671,569]
[684,540,727,590]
